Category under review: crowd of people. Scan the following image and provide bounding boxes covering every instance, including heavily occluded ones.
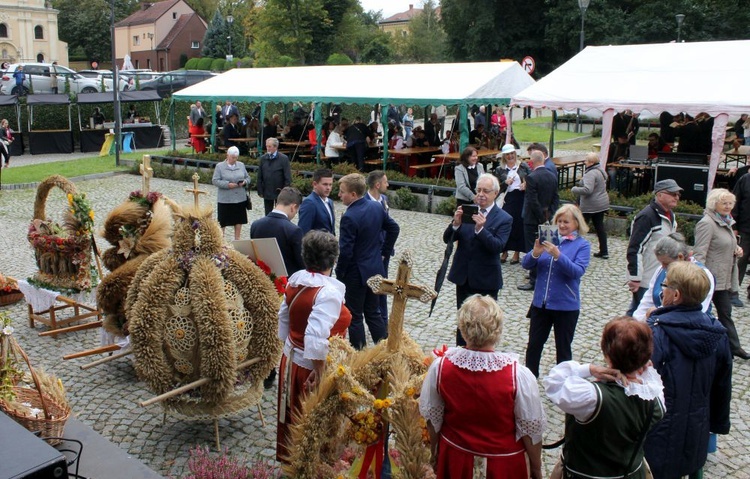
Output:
[201,103,750,477]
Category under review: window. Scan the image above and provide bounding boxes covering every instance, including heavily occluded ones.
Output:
[146,59,151,69]
[34,26,43,40]
[0,24,8,38]
[191,41,199,49]
[133,36,140,46]
[172,12,177,19]
[37,53,45,63]
[1,49,7,59]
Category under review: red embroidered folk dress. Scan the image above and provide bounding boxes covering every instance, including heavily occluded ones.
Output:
[276,270,351,462]
[420,348,546,479]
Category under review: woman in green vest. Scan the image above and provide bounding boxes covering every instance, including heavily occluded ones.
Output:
[544,317,665,479]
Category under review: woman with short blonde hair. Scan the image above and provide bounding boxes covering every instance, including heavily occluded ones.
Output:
[420,294,546,479]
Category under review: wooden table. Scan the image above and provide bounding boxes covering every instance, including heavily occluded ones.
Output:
[280,140,310,148]
[553,155,588,188]
[724,152,748,168]
[390,146,442,175]
[611,162,655,196]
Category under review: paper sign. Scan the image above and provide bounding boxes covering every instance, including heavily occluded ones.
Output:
[232,238,288,278]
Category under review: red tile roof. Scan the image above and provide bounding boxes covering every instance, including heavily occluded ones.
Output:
[115,0,182,27]
[156,13,196,49]
[381,5,422,24]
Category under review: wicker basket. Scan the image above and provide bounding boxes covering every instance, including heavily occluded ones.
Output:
[27,175,93,292]
[0,290,24,306]
[0,339,70,445]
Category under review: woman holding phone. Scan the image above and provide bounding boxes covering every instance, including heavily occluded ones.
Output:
[454,147,485,207]
[521,204,591,377]
[212,146,251,240]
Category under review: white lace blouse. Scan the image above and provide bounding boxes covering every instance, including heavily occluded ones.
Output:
[543,361,666,422]
[419,347,547,444]
[278,270,346,370]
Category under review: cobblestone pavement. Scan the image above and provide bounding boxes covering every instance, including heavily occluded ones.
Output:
[1,174,749,478]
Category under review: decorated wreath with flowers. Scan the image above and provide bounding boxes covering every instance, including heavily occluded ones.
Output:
[255,260,288,295]
[27,175,97,293]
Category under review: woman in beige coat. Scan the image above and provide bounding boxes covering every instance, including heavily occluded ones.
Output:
[693,188,748,359]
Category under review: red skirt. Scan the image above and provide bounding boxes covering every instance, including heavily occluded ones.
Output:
[276,352,312,463]
[436,436,528,479]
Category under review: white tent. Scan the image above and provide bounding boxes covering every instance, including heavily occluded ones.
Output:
[512,40,750,189]
[174,61,534,106]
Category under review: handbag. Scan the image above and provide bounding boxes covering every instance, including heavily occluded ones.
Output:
[245,192,252,210]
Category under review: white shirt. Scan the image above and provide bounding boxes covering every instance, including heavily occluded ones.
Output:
[504,164,522,193]
[543,361,666,422]
[419,348,547,444]
[277,270,346,370]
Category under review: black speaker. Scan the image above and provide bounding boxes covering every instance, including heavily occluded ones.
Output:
[0,412,68,479]
[655,164,709,207]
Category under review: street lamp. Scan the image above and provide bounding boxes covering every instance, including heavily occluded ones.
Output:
[675,14,685,43]
[226,15,234,60]
[578,0,591,52]
[147,33,154,70]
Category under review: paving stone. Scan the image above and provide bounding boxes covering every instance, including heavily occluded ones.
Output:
[2,174,750,477]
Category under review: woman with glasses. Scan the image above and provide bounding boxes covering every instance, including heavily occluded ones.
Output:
[644,261,732,479]
[693,188,748,359]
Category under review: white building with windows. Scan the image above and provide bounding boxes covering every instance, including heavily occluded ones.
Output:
[0,0,68,65]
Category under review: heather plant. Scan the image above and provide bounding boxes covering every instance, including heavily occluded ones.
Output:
[184,445,281,479]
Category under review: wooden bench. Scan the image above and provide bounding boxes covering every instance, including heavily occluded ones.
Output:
[408,162,443,177]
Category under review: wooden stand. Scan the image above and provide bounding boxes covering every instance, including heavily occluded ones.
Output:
[28,296,102,336]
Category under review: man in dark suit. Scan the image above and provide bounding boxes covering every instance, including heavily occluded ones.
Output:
[250,186,304,276]
[257,137,292,215]
[518,150,560,291]
[223,114,245,153]
[335,173,399,350]
[298,168,335,235]
[222,100,239,121]
[367,170,395,327]
[444,173,512,346]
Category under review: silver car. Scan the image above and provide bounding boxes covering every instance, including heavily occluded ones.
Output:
[77,69,130,92]
[0,62,102,95]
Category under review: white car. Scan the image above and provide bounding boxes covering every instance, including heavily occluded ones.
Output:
[0,63,103,95]
[77,70,129,92]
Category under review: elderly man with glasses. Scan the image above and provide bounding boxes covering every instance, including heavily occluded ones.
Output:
[625,179,682,316]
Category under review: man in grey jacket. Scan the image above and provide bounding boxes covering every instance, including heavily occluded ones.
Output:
[257,138,292,215]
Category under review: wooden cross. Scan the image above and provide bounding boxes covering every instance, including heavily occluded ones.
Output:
[139,155,153,193]
[367,251,436,352]
[185,173,206,209]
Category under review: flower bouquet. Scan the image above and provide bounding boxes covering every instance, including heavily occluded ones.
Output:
[256,260,288,295]
[0,273,22,306]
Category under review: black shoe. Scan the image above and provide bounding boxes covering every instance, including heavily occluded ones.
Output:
[517,283,534,291]
[264,369,277,389]
[731,296,744,308]
[733,349,750,360]
[593,252,609,259]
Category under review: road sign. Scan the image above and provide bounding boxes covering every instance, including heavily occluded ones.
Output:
[522,56,535,75]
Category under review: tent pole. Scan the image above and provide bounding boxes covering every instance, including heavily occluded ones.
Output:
[549,111,557,158]
[259,102,266,156]
[459,104,469,153]
[314,102,322,164]
[168,99,175,151]
[210,100,217,152]
[381,103,388,169]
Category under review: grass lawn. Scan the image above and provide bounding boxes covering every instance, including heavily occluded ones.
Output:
[511,118,590,144]
[0,150,164,184]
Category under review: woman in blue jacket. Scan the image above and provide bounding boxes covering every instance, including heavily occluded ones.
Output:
[645,261,732,479]
[522,204,591,377]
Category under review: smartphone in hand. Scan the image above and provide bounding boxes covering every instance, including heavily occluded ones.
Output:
[461,204,479,224]
[538,224,559,246]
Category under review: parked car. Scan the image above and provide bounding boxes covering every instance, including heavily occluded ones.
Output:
[76,69,129,91]
[0,63,103,95]
[138,70,216,98]
[120,69,164,90]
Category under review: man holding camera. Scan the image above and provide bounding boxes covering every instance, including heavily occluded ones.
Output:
[444,173,512,346]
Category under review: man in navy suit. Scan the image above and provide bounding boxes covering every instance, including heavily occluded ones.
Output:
[367,170,396,327]
[336,173,400,350]
[518,150,560,291]
[444,173,512,346]
[298,168,335,235]
[250,186,304,276]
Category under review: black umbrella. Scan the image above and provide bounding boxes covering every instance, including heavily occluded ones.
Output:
[429,229,456,317]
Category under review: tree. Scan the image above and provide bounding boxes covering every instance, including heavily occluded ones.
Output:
[252,0,328,65]
[202,11,231,58]
[399,0,447,63]
[54,0,137,62]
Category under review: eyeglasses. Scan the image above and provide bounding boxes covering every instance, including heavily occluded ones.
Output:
[660,282,676,290]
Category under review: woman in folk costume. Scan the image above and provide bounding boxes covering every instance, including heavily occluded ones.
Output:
[276,230,352,462]
[419,294,546,479]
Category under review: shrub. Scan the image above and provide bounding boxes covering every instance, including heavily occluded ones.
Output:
[185,58,200,69]
[326,53,353,65]
[223,59,235,71]
[435,196,456,216]
[179,54,189,68]
[211,58,226,72]
[390,187,421,211]
[291,175,313,196]
[197,57,214,71]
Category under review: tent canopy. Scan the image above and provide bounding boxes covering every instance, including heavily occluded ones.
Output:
[77,90,162,104]
[26,94,70,106]
[173,61,535,106]
[0,95,17,107]
[512,40,750,116]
